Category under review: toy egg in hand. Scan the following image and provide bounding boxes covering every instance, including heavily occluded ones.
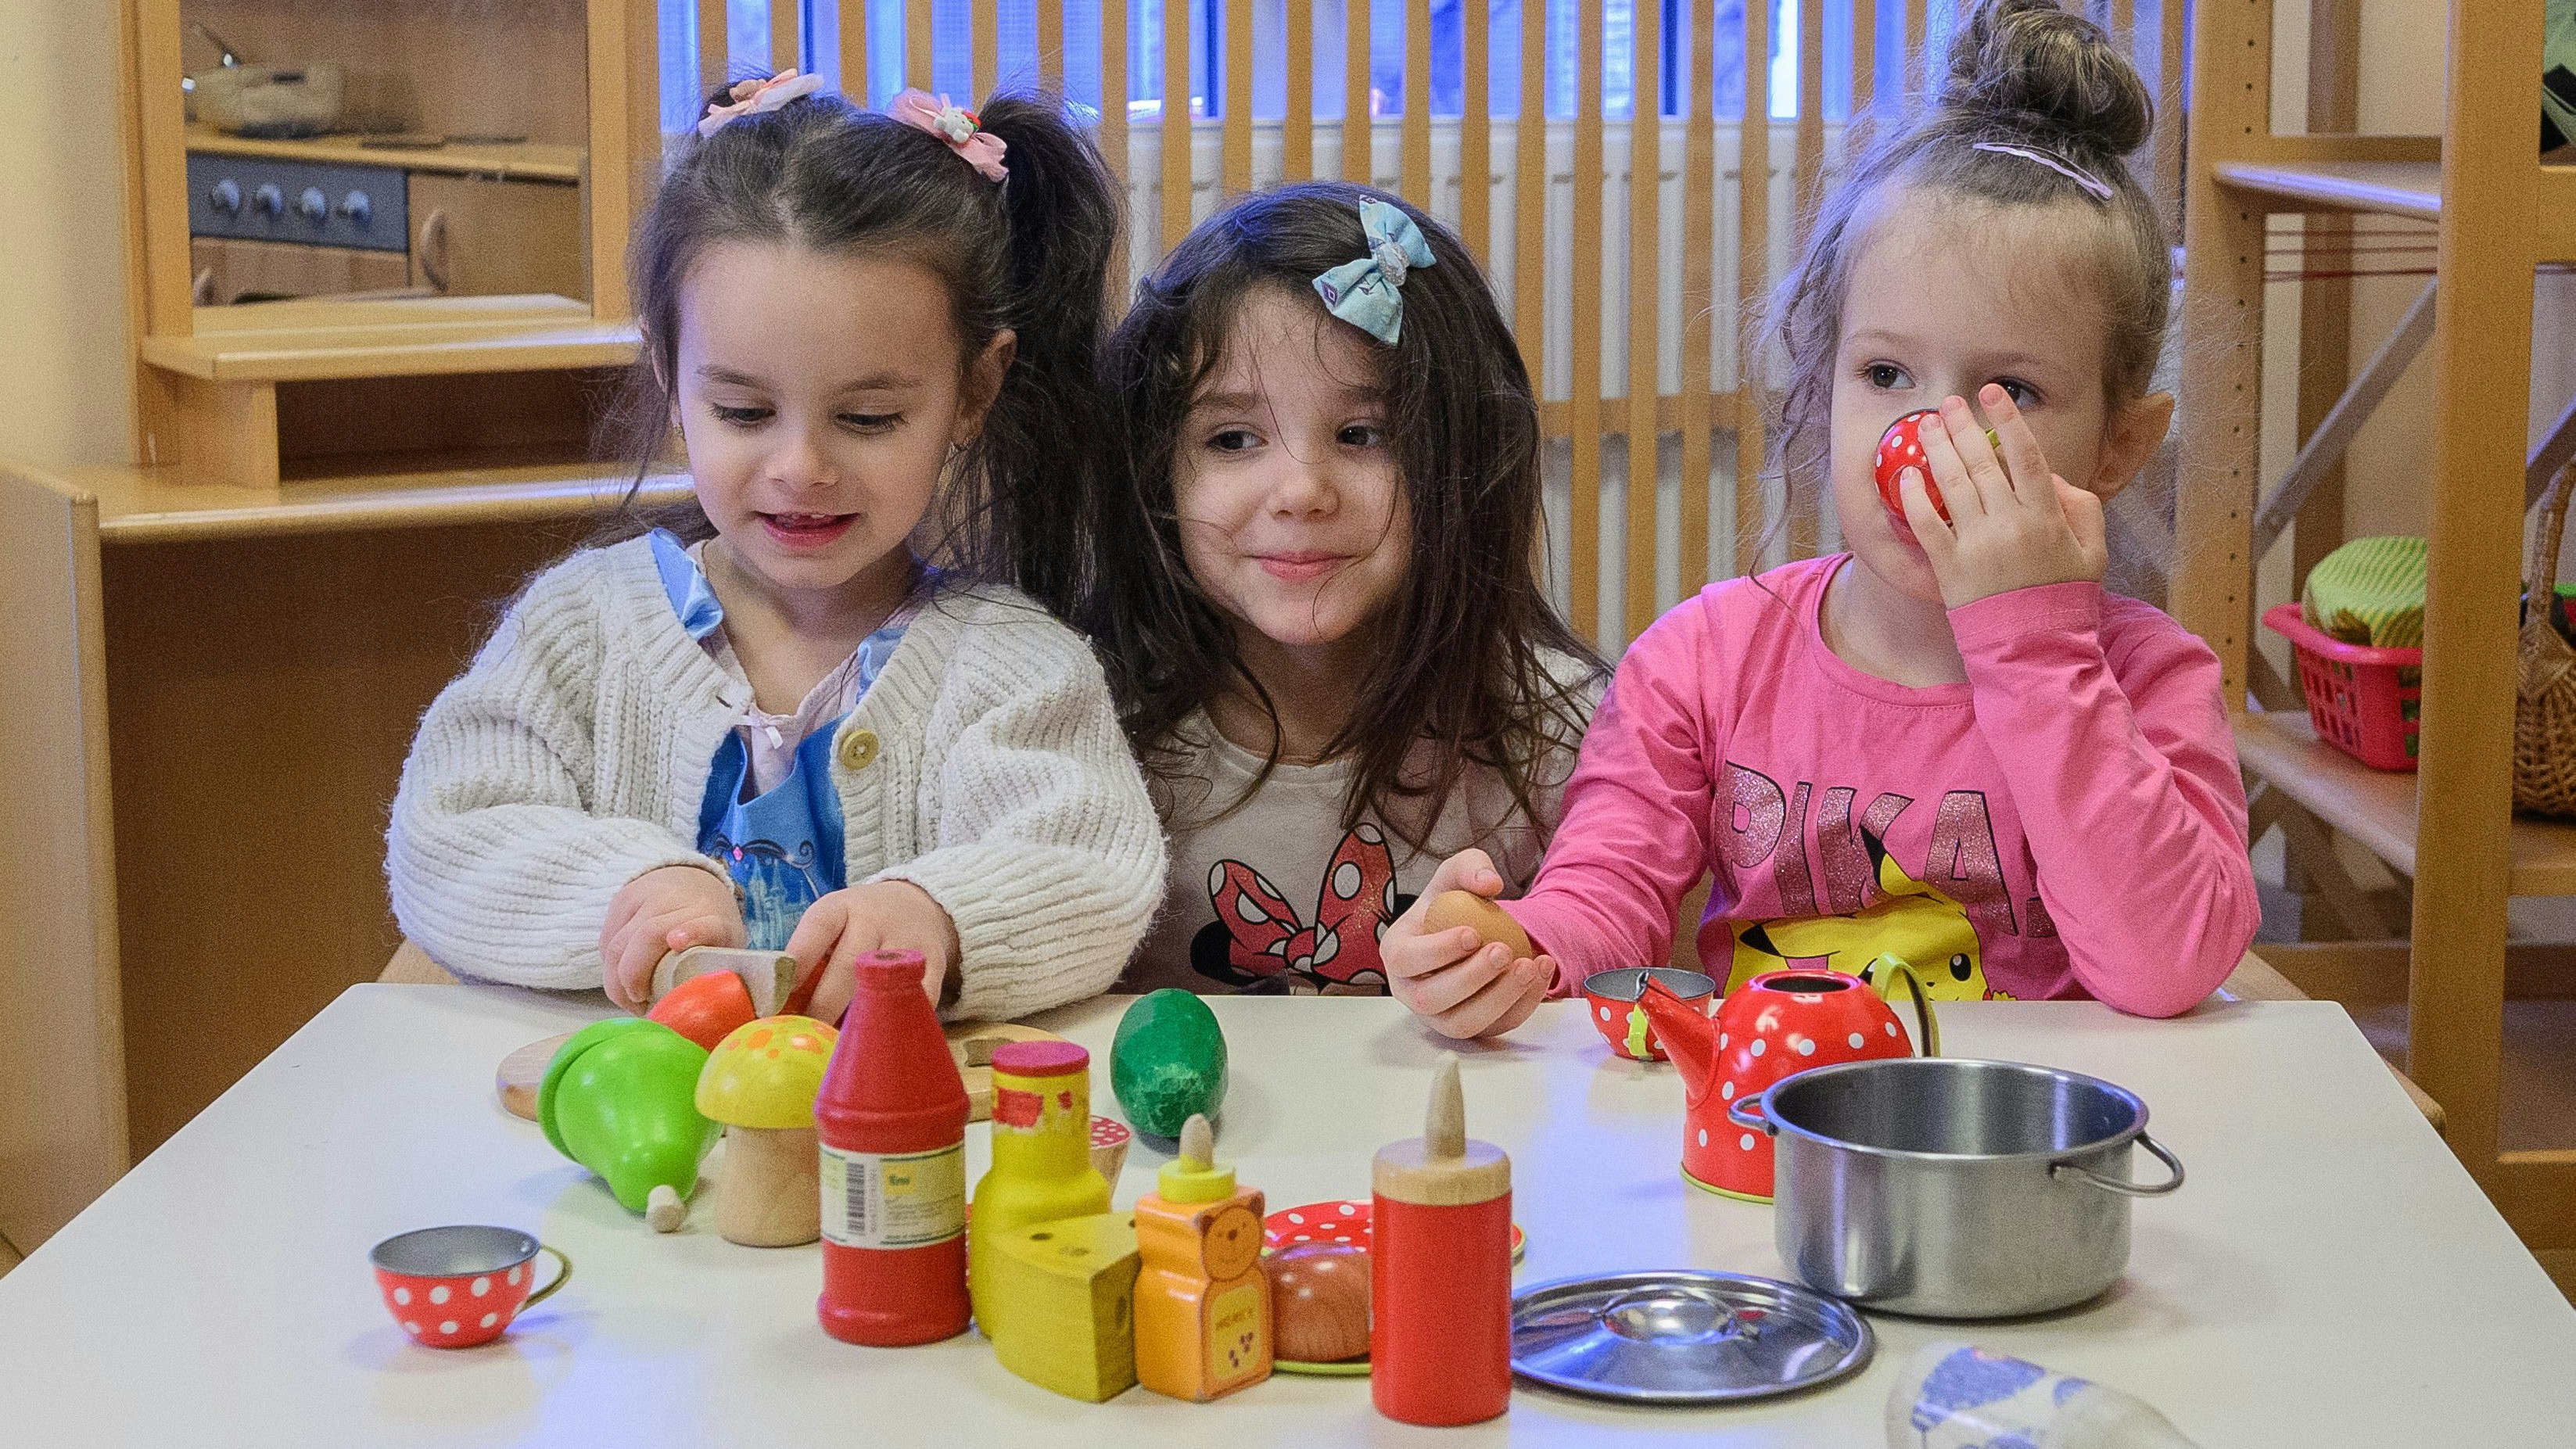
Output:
[1263,1242,1371,1364]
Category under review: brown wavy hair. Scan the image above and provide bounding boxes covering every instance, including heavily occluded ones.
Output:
[1064,181,1603,852]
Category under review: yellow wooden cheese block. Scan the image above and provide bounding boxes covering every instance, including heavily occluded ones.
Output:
[985,1212,1142,1403]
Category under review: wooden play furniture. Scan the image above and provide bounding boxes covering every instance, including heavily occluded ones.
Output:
[2172,0,2576,1250]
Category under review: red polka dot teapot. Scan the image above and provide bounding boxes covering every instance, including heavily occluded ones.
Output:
[1636,956,1939,1203]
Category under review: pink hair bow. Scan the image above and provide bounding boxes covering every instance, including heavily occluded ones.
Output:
[698,69,824,138]
[888,89,1009,182]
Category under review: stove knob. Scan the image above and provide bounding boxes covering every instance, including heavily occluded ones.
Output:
[297,186,328,221]
[253,182,284,216]
[338,190,371,225]
[207,178,242,213]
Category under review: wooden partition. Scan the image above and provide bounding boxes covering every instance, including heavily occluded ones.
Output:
[705,0,2188,650]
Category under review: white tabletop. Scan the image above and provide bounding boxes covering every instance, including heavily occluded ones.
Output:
[4,988,2571,1447]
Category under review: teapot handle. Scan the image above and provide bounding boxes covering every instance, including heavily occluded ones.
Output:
[1864,954,1940,1057]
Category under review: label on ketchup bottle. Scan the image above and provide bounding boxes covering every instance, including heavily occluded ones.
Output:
[818,1142,966,1250]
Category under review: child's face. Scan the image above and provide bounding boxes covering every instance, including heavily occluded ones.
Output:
[1827,191,2158,604]
[671,241,1010,598]
[1172,286,1411,658]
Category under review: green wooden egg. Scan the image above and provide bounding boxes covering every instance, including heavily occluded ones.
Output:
[1110,989,1228,1139]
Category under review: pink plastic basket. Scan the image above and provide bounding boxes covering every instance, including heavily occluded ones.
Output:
[2262,602,2421,771]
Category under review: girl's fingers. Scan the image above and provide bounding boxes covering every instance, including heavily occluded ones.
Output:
[1937,395,2012,511]
[1421,848,1503,902]
[1387,927,1489,984]
[1979,384,2051,503]
[1405,942,1514,1017]
[1477,958,1556,1038]
[2054,475,2108,573]
[1435,956,1552,1039]
[1898,468,1957,566]
[1913,404,1989,522]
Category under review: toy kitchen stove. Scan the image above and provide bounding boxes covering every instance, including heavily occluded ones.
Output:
[186,150,409,303]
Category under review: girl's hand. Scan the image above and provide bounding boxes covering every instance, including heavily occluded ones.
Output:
[1899,385,2108,609]
[601,866,747,1013]
[1381,850,1557,1039]
[784,881,963,1024]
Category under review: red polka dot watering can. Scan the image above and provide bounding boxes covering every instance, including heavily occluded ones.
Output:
[1636,956,1939,1203]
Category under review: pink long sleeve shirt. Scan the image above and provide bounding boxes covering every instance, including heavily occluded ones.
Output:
[1505,555,2255,1018]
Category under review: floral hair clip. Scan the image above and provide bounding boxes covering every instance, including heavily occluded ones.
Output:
[698,69,825,138]
[1311,198,1435,346]
[888,89,1009,182]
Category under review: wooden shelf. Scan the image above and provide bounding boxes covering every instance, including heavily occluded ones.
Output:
[2235,711,2576,897]
[64,458,691,543]
[143,296,638,382]
[2215,159,2576,259]
[185,124,585,184]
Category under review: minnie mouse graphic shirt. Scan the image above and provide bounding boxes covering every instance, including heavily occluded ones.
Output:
[1124,661,1595,995]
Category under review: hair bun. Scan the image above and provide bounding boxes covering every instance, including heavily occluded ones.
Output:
[1941,0,2153,156]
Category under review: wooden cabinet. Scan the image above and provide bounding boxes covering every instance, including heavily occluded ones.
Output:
[406,173,587,302]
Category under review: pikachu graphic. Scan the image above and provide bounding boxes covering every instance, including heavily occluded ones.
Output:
[1727,834,2006,1001]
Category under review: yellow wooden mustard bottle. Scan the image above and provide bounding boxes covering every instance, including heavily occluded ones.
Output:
[1132,1114,1272,1401]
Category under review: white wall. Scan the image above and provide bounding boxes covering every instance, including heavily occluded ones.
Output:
[0,0,137,469]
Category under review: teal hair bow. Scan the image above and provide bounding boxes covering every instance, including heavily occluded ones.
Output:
[1311,199,1435,346]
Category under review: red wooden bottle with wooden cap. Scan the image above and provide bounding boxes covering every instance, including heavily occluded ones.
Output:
[813,949,971,1345]
[1372,1052,1513,1426]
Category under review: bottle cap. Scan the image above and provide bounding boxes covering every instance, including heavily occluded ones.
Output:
[1157,1114,1236,1203]
[992,1040,1090,1078]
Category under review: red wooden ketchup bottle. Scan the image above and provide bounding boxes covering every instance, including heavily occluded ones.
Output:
[1372,1052,1513,1426]
[813,949,970,1345]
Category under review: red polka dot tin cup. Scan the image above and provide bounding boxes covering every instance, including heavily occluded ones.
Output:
[1638,956,1939,1203]
[1580,968,1717,1061]
[371,1225,571,1348]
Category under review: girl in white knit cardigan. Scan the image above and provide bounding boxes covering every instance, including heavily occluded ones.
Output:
[386,79,1164,1025]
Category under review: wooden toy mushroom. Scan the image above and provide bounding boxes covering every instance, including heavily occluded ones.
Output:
[695,1016,839,1247]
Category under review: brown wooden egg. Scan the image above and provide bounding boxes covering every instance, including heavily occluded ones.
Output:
[1263,1242,1371,1364]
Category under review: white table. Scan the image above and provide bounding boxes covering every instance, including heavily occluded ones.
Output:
[4,988,2571,1446]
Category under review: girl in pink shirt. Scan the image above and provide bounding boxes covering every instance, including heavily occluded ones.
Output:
[1380,0,2257,1033]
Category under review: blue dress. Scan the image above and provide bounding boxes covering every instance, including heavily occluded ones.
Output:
[651,529,913,951]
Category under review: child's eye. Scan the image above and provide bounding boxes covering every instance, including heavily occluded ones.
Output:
[1206,428,1261,454]
[1338,421,1387,448]
[1864,363,1911,391]
[710,403,772,426]
[841,412,902,432]
[1992,378,2039,406]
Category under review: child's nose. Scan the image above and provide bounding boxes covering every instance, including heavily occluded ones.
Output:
[767,425,839,488]
[1267,454,1337,516]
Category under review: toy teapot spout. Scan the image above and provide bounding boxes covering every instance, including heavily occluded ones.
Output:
[1637,976,1718,1088]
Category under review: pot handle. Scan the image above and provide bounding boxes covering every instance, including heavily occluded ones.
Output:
[1864,954,1941,1057]
[1725,1094,1774,1136]
[2050,1130,2185,1197]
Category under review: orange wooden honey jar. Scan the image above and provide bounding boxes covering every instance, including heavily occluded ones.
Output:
[1132,1114,1272,1401]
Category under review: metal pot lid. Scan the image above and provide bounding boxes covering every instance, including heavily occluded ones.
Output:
[1510,1270,1874,1405]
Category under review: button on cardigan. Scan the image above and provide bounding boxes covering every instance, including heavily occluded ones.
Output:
[386,535,1167,1021]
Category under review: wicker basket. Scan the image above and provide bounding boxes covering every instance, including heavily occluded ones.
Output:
[2516,462,2576,817]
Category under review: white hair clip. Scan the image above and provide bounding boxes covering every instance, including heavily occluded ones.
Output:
[1970,142,2115,204]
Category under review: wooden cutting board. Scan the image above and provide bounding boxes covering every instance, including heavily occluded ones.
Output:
[496,1019,1071,1123]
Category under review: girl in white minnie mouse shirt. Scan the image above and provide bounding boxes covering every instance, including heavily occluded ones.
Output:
[1055,182,1599,1020]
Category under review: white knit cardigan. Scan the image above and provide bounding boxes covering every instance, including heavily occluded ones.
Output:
[386,535,1167,1020]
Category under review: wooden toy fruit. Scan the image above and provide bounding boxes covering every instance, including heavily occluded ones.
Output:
[537,1018,719,1231]
[1637,956,1938,1202]
[695,1015,838,1247]
[1423,890,1535,959]
[1265,1242,1370,1365]
[970,1041,1113,1340]
[1875,409,2000,524]
[649,970,758,1052]
[1110,990,1228,1139]
[985,1212,1142,1402]
[1132,1115,1271,1401]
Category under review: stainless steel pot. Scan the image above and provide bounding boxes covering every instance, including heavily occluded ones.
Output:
[1727,1057,2183,1318]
